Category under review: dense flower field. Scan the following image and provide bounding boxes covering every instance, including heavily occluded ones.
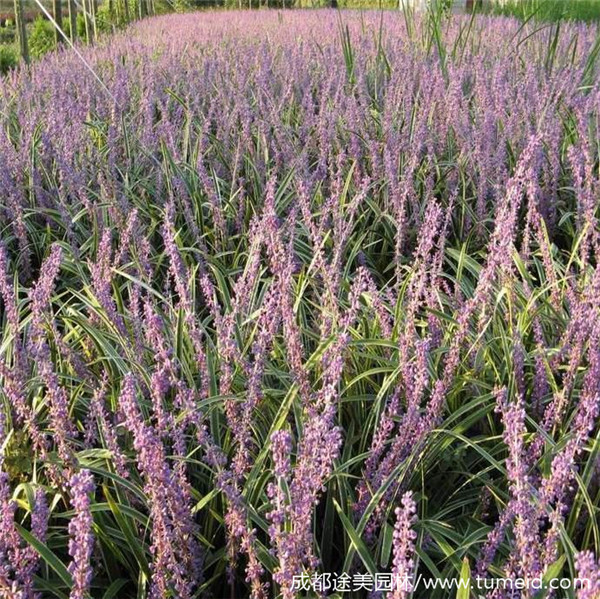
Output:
[1,8,600,598]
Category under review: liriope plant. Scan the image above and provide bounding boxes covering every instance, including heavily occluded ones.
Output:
[0,8,599,599]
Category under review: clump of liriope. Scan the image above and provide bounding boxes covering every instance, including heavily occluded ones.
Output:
[0,9,600,599]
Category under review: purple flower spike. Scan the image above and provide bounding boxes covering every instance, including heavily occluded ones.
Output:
[67,470,95,599]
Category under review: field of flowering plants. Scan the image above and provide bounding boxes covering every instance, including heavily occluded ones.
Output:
[1,7,600,598]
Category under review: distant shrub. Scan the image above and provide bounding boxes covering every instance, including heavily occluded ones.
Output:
[28,15,55,58]
[0,26,15,43]
[481,0,600,22]
[76,12,87,38]
[95,3,115,32]
[0,43,17,74]
[154,0,174,13]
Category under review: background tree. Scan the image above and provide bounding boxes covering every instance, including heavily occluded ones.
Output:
[68,0,77,41]
[53,0,63,44]
[13,0,29,62]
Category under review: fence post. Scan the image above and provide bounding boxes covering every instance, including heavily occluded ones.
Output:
[13,0,29,64]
